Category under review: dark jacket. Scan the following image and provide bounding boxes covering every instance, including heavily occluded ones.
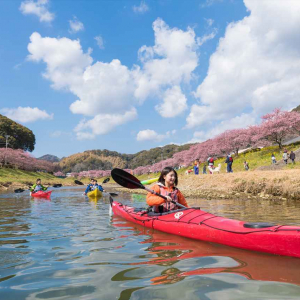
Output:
[290,152,296,160]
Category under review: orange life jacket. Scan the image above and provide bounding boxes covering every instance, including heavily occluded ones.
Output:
[153,184,179,213]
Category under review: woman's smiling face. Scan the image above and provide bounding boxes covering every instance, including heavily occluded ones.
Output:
[164,171,176,186]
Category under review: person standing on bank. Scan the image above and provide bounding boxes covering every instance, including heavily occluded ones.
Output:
[290,151,296,164]
[283,150,288,164]
[225,154,233,173]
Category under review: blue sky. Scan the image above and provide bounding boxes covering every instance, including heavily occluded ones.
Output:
[1,0,300,158]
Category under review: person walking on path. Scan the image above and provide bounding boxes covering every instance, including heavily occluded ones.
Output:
[203,164,207,174]
[283,150,289,164]
[290,151,296,164]
[225,154,233,173]
[271,154,276,164]
[244,161,249,171]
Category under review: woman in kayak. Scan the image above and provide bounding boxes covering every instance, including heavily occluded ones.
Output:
[146,167,188,213]
[30,178,47,193]
[84,178,104,195]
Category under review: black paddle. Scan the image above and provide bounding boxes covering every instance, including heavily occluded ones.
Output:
[111,168,186,209]
[103,177,110,184]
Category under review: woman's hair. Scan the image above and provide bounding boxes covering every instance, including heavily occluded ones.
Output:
[158,167,178,186]
[36,178,41,183]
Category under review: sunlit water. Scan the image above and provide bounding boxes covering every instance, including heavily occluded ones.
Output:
[1,186,300,299]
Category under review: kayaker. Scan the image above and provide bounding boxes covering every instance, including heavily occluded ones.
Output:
[30,179,47,193]
[146,167,188,213]
[93,179,105,192]
[84,179,104,195]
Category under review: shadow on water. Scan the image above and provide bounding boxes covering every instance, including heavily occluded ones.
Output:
[1,187,300,299]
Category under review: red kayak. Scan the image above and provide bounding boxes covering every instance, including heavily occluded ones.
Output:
[111,201,300,258]
[31,190,52,199]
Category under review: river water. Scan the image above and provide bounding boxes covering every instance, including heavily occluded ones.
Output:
[1,186,300,299]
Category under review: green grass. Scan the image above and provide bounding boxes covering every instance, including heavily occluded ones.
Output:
[0,168,75,185]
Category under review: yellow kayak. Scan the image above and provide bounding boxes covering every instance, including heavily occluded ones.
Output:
[141,177,159,185]
[87,189,103,198]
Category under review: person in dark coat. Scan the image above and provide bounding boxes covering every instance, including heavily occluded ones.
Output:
[290,151,296,164]
[225,154,233,173]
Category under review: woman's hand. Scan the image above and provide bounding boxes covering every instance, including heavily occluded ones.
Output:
[165,196,173,202]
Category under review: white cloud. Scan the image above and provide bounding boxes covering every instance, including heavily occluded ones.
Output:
[133,1,149,14]
[201,0,223,8]
[94,36,104,49]
[205,18,214,27]
[197,28,218,46]
[50,130,71,138]
[27,19,199,139]
[69,16,84,34]
[187,0,300,129]
[74,108,137,140]
[0,107,53,123]
[155,86,187,118]
[190,113,256,143]
[136,129,176,142]
[135,18,198,100]
[20,0,54,23]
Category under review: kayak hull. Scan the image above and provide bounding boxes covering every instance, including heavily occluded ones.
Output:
[111,201,300,258]
[87,189,102,198]
[31,191,52,199]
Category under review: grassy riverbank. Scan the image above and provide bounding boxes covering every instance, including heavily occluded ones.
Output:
[0,169,75,190]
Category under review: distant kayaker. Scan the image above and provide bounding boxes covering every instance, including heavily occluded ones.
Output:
[30,179,47,193]
[84,178,104,195]
[146,167,188,213]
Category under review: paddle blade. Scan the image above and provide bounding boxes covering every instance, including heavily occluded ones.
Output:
[111,168,143,190]
[74,180,84,185]
[53,184,62,188]
[103,177,110,184]
[109,192,118,197]
[14,188,25,193]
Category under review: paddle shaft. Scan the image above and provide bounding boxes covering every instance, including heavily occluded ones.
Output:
[116,173,186,209]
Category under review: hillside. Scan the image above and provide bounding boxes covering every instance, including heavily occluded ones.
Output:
[0,114,35,152]
[59,144,193,173]
[38,154,60,163]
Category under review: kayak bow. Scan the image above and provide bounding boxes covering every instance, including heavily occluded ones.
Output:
[87,189,102,198]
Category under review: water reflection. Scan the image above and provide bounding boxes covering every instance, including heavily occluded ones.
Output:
[112,215,300,286]
[1,187,300,300]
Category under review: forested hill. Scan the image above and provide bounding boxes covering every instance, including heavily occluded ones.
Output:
[59,144,193,173]
[38,154,60,162]
[0,114,35,151]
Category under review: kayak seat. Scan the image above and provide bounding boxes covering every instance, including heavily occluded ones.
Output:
[243,222,277,228]
[147,208,188,217]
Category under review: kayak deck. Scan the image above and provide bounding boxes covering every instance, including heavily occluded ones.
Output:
[111,201,300,258]
[87,189,102,198]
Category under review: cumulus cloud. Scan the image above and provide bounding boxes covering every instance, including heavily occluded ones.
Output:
[136,129,176,142]
[19,0,54,23]
[0,107,53,123]
[135,18,198,100]
[94,35,104,49]
[133,1,149,14]
[74,108,137,140]
[27,18,199,139]
[69,16,84,34]
[155,86,187,118]
[187,0,300,129]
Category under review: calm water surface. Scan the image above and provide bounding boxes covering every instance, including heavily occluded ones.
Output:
[1,186,300,299]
